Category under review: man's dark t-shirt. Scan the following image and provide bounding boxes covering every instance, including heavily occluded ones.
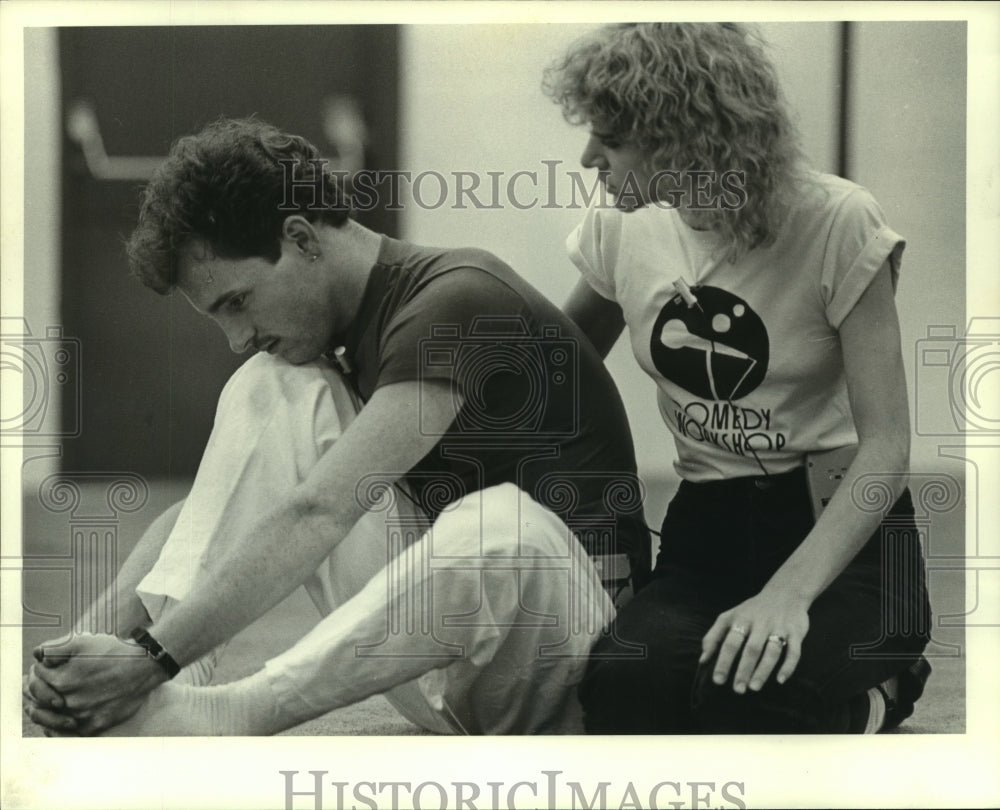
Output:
[337,236,649,573]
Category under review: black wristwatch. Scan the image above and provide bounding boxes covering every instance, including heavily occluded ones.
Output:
[130,628,181,679]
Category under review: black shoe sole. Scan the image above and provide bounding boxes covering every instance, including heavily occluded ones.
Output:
[882,655,932,731]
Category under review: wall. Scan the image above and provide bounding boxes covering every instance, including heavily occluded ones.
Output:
[16,28,62,488]
[851,22,967,470]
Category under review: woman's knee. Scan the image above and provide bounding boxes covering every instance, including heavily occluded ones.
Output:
[580,634,701,733]
[689,661,828,733]
[578,586,712,733]
[579,657,661,733]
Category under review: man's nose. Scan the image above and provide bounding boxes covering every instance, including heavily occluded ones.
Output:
[224,323,255,354]
[580,135,607,170]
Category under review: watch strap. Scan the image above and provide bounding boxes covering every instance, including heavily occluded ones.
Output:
[129,628,181,678]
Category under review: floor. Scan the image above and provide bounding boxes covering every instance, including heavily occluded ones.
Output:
[19,467,968,737]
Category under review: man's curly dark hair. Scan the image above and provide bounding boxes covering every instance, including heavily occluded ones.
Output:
[126,117,351,294]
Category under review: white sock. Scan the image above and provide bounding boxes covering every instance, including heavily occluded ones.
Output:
[173,649,219,687]
[101,670,287,736]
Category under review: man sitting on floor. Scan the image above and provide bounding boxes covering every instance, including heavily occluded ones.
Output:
[23,118,649,736]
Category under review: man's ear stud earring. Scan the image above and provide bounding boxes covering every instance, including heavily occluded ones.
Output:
[310,254,319,262]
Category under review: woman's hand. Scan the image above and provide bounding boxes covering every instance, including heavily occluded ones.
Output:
[700,588,811,693]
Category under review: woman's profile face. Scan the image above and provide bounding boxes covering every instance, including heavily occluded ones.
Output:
[579,129,651,210]
[579,129,684,212]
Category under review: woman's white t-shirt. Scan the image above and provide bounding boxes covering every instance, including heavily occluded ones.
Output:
[567,171,905,482]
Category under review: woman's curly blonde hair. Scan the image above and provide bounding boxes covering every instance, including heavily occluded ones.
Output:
[543,22,805,262]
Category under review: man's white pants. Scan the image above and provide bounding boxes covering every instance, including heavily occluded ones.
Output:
[135,354,614,734]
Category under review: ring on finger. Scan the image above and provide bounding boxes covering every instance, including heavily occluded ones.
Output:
[766,633,787,648]
[730,624,749,637]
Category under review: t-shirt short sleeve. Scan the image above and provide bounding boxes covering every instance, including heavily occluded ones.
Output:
[373,266,532,392]
[820,187,906,329]
[566,202,622,301]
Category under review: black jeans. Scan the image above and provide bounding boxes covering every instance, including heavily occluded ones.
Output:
[580,467,931,733]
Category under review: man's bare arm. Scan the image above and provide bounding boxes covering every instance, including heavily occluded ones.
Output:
[30,379,457,726]
[152,378,456,663]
